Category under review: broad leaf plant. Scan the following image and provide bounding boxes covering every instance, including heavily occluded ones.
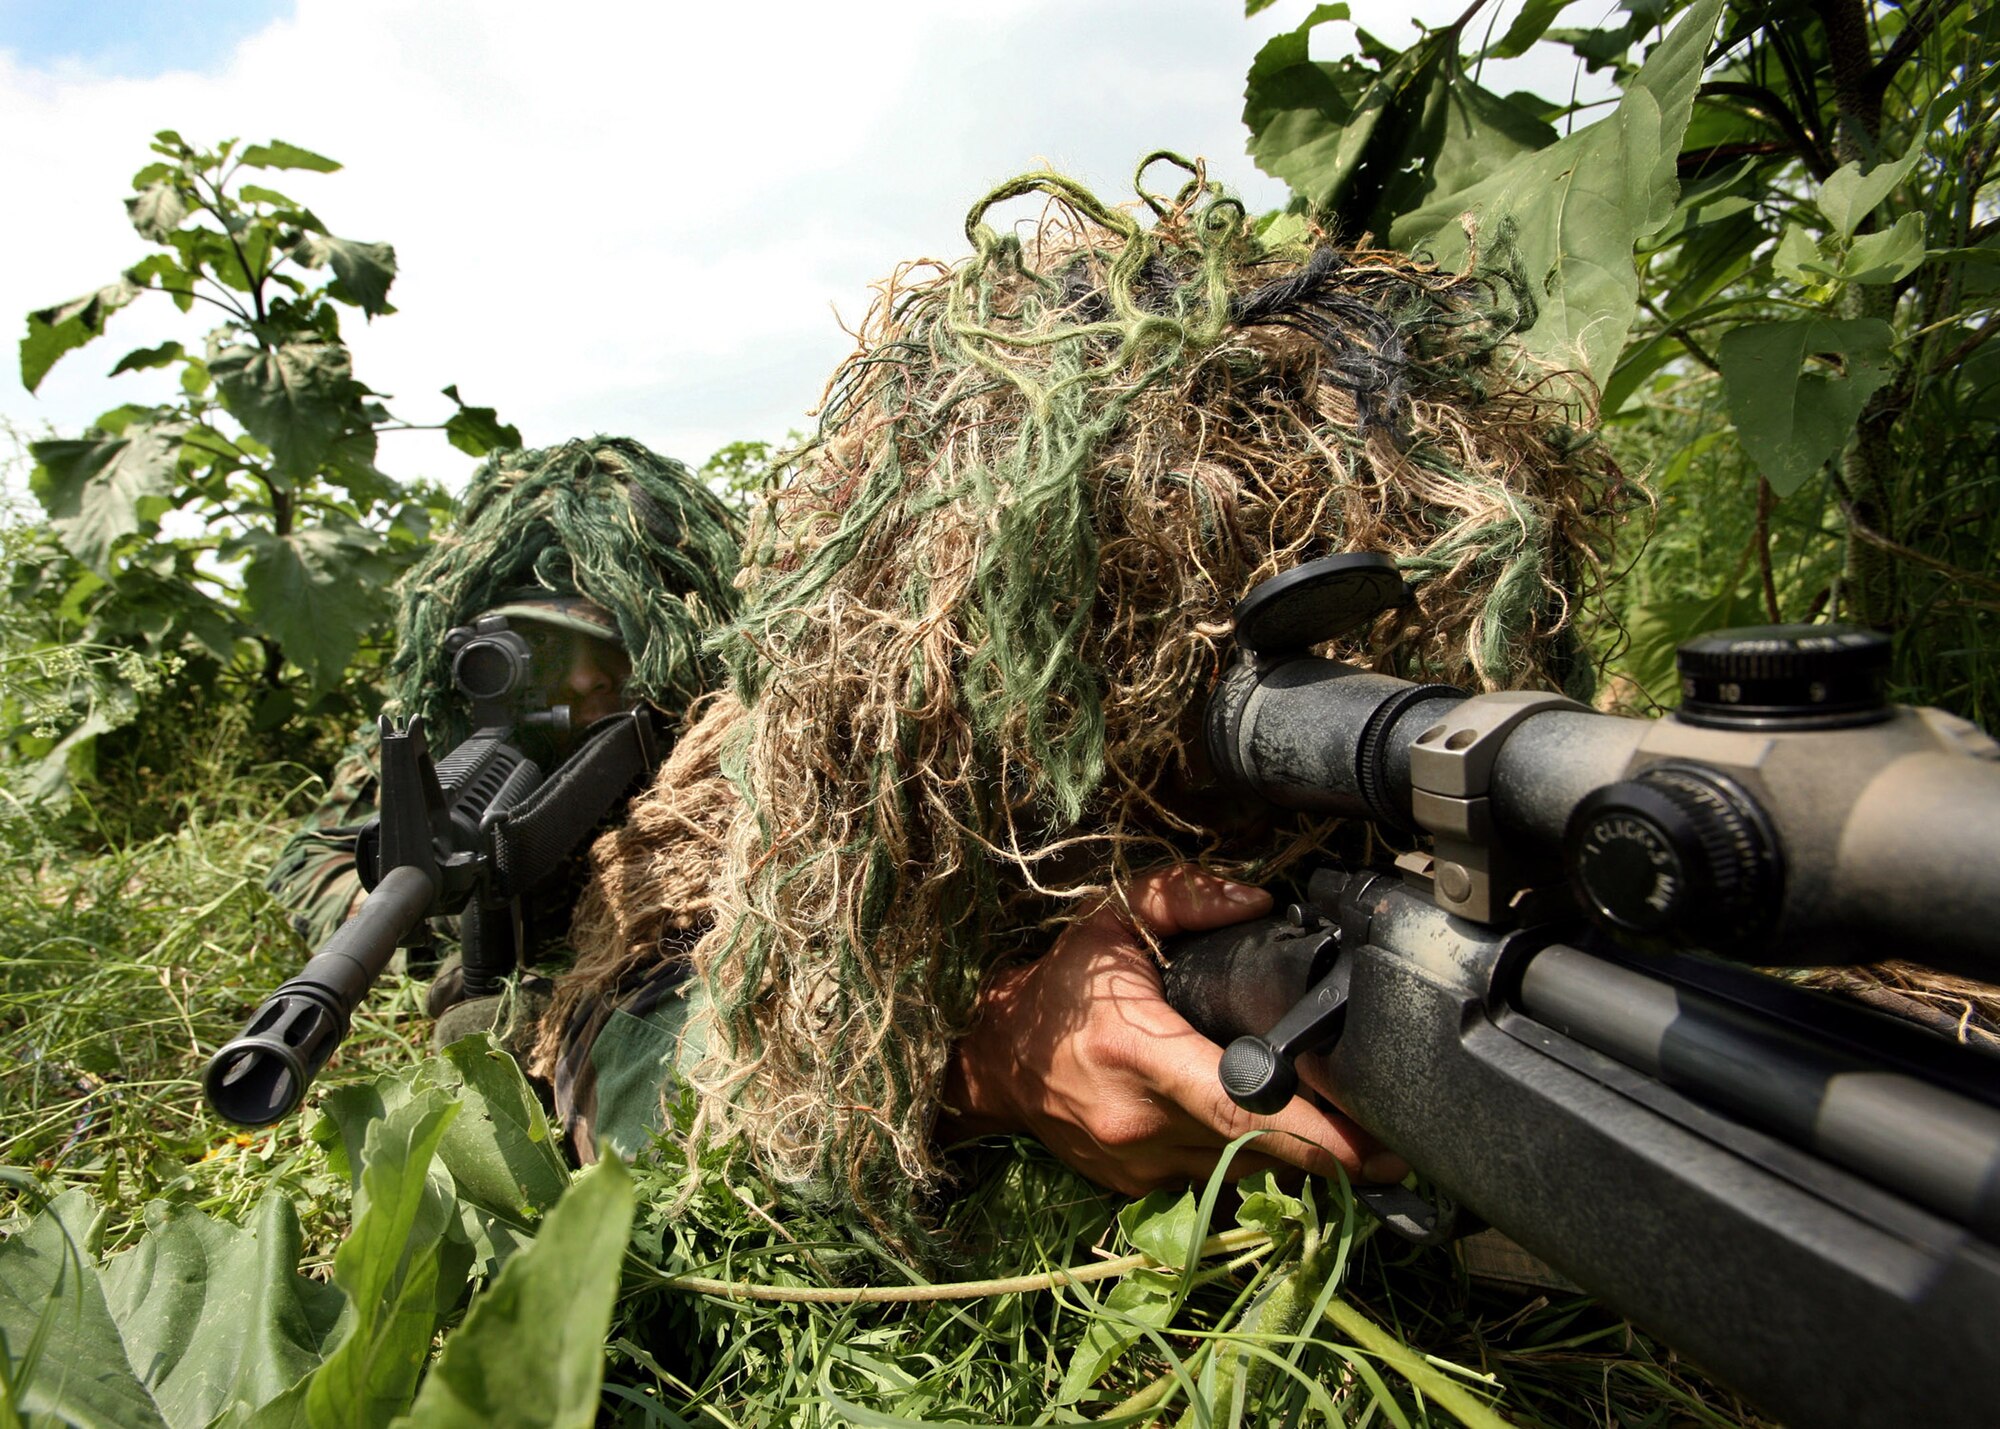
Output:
[15,133,519,787]
[1241,0,1998,716]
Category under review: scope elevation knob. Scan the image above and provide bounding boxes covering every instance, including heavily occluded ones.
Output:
[1565,766,1780,955]
[1675,624,1891,730]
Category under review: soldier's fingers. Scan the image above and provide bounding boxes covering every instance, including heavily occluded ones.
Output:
[1150,1044,1379,1181]
[1083,864,1271,942]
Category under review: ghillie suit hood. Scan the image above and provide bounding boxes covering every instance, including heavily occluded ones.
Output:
[382,436,743,747]
[544,161,1628,1243]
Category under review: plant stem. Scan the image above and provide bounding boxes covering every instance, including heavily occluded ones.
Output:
[1756,476,1781,621]
[656,1227,1273,1304]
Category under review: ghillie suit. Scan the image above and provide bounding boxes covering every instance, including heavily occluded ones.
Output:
[542,161,1627,1243]
[267,435,741,954]
[382,435,743,750]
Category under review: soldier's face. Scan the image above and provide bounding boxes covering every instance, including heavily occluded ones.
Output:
[516,624,634,727]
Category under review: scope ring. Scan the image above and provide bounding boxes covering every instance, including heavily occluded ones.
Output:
[1357,683,1467,829]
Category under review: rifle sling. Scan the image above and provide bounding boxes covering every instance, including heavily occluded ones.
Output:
[490,709,660,895]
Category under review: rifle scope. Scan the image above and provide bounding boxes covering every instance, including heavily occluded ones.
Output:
[1204,554,2000,978]
[1165,556,2000,1429]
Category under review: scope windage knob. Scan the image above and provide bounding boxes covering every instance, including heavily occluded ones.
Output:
[1675,624,1891,730]
[1565,766,1780,953]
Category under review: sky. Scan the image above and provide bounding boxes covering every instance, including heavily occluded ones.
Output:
[0,0,1607,493]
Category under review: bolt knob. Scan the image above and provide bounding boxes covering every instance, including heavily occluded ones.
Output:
[1675,624,1890,730]
[1219,1037,1298,1116]
[1565,766,1780,953]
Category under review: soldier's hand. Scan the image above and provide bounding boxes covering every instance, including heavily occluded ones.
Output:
[940,865,1406,1196]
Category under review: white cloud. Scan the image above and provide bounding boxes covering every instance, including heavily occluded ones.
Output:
[0,0,1603,489]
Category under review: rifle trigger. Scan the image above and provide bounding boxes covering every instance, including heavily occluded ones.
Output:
[1354,1182,1454,1246]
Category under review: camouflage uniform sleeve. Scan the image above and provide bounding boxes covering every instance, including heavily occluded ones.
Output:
[265,732,381,952]
[549,959,699,1162]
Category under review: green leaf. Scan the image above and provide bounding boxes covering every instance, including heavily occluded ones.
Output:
[1118,1187,1199,1268]
[1234,1170,1312,1238]
[1840,211,1926,285]
[241,141,342,173]
[1488,0,1585,58]
[1246,0,1280,14]
[440,385,521,457]
[391,1158,634,1429]
[303,1090,460,1429]
[287,235,397,317]
[210,340,365,484]
[312,1072,423,1188]
[1426,80,1558,210]
[30,423,186,572]
[1241,6,1357,194]
[1391,0,1724,387]
[1546,21,1638,71]
[109,341,186,376]
[97,1196,346,1428]
[169,228,239,287]
[126,254,197,312]
[21,281,143,392]
[1243,5,1553,239]
[434,1035,571,1222]
[0,1190,343,1429]
[0,1189,170,1428]
[1817,140,1923,242]
[1717,317,1896,497]
[210,225,275,296]
[237,525,395,690]
[126,182,188,241]
[1773,223,1832,285]
[1053,1271,1178,1404]
[240,184,301,209]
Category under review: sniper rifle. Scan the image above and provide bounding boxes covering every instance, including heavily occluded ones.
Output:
[1161,553,2000,1429]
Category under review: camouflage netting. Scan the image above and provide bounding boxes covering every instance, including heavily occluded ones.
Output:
[383,436,743,747]
[542,160,1630,1241]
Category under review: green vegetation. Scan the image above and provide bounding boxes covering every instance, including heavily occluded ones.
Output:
[12,133,516,805]
[1,837,1753,1426]
[0,717,1747,1425]
[1241,0,1998,716]
[6,0,1993,1420]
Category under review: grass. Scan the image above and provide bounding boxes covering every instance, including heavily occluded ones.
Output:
[0,738,429,1259]
[0,707,1765,1428]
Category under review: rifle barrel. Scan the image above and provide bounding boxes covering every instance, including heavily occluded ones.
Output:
[204,863,435,1126]
[1518,942,2000,1241]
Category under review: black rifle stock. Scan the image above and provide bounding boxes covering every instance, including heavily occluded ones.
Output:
[1160,555,2000,1429]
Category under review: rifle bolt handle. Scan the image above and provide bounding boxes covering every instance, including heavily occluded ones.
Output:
[1219,1036,1298,1115]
